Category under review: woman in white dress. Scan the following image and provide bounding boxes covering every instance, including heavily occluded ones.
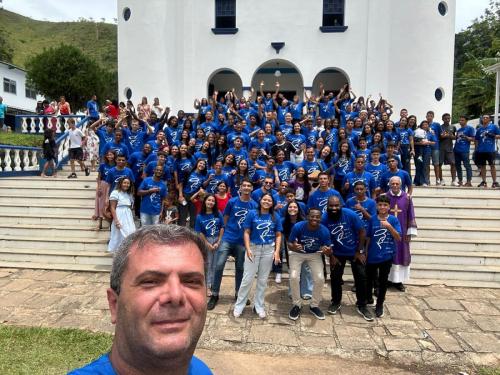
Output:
[108,177,136,252]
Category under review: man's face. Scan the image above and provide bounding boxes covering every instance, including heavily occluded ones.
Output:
[205,112,213,121]
[482,115,491,125]
[354,184,366,197]
[116,157,126,167]
[390,179,402,194]
[263,178,274,190]
[388,159,398,170]
[319,175,329,187]
[443,115,451,124]
[154,166,164,178]
[240,182,253,195]
[355,158,364,171]
[107,242,206,360]
[115,132,123,142]
[327,197,341,214]
[307,210,321,228]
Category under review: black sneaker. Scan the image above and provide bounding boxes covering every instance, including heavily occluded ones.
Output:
[492,182,500,188]
[67,173,77,179]
[351,285,356,292]
[289,305,301,321]
[394,283,406,292]
[207,295,219,310]
[366,298,375,306]
[375,304,384,318]
[478,181,487,188]
[85,167,90,176]
[327,302,341,315]
[309,306,325,320]
[357,305,374,321]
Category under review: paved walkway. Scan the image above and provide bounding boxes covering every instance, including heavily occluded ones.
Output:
[0,268,499,373]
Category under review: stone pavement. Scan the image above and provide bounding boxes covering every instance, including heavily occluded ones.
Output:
[0,268,499,373]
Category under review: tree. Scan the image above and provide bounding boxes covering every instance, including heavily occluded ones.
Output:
[453,1,499,121]
[26,44,117,112]
[0,27,13,63]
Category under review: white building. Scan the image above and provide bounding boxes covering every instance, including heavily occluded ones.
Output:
[1,61,43,118]
[117,0,456,120]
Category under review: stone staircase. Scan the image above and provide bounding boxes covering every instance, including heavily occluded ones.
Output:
[0,163,499,286]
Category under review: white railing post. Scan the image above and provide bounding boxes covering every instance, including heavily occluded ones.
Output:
[30,150,39,170]
[21,117,29,133]
[22,149,30,170]
[13,149,22,171]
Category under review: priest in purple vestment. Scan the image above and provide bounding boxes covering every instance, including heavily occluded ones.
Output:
[386,176,417,291]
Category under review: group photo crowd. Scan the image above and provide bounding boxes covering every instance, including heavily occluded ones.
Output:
[41,82,500,322]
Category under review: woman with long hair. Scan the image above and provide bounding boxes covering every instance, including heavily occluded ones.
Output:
[195,194,224,294]
[288,166,312,204]
[214,180,231,213]
[93,150,115,230]
[230,158,250,196]
[233,193,282,319]
[332,141,355,192]
[107,177,136,252]
[179,158,208,227]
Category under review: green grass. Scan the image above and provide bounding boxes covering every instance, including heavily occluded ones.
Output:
[0,325,113,375]
[0,9,117,71]
[479,369,500,375]
[0,133,43,147]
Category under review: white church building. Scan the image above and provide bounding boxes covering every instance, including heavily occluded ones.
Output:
[117,0,455,120]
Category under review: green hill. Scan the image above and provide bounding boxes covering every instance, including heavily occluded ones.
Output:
[0,8,117,71]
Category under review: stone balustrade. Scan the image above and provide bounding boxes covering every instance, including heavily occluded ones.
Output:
[15,115,85,134]
[0,146,42,173]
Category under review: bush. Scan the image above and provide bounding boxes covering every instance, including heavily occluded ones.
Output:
[0,133,43,147]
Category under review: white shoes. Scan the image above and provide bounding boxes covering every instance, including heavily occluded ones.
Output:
[451,180,459,186]
[275,273,282,284]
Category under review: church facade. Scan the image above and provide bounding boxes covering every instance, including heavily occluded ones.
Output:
[117,0,456,119]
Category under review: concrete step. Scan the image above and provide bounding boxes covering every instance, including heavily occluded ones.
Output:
[0,248,112,266]
[0,186,96,197]
[0,195,95,207]
[411,237,500,252]
[0,177,96,189]
[0,224,109,239]
[0,235,107,251]
[0,203,94,216]
[417,226,500,240]
[412,186,500,197]
[0,260,111,273]
[414,204,500,218]
[0,213,109,228]
[416,215,500,229]
[412,249,500,266]
[410,264,500,282]
[414,196,500,206]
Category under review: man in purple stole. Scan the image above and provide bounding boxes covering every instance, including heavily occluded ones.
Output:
[386,176,417,291]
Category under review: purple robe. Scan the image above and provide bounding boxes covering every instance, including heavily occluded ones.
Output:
[387,190,417,266]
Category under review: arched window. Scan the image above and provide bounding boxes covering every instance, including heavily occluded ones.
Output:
[212,0,238,34]
[320,0,347,33]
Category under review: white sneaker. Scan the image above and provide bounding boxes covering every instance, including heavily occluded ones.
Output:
[253,307,266,319]
[275,273,282,284]
[233,309,242,318]
[436,179,441,186]
[451,180,459,186]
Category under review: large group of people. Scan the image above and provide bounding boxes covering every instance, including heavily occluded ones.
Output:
[45,82,499,321]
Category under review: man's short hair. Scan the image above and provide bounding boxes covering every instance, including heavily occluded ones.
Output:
[110,225,209,294]
[353,180,366,188]
[389,176,402,185]
[371,147,381,154]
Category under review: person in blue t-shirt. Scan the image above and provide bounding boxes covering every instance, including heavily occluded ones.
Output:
[345,181,377,232]
[380,157,413,196]
[426,111,443,185]
[366,148,388,194]
[195,194,224,292]
[86,94,99,121]
[179,159,209,228]
[287,208,331,321]
[321,195,373,321]
[68,225,213,375]
[105,154,135,193]
[365,194,402,318]
[207,179,258,311]
[137,165,167,226]
[342,156,376,199]
[454,115,475,186]
[475,114,500,188]
[233,193,282,318]
[102,129,130,160]
[251,176,279,203]
[307,172,344,214]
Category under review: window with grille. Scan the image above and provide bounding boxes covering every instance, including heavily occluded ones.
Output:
[215,0,236,29]
[323,0,345,27]
[3,78,16,95]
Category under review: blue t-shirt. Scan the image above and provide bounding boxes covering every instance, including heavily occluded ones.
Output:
[68,353,212,375]
[174,157,196,184]
[86,100,99,118]
[98,162,114,182]
[222,197,258,244]
[0,103,7,118]
[102,141,130,160]
[367,214,401,264]
[321,208,364,257]
[138,177,167,215]
[342,171,376,198]
[96,129,115,156]
[454,125,475,153]
[399,128,414,146]
[243,210,283,245]
[365,163,388,188]
[183,171,207,195]
[288,221,331,254]
[332,155,355,180]
[251,188,279,204]
[206,171,229,194]
[475,124,499,153]
[307,188,344,213]
[128,151,149,181]
[144,161,172,181]
[430,122,442,150]
[105,167,135,193]
[275,161,296,182]
[289,102,304,119]
[300,159,326,175]
[195,212,224,238]
[345,197,377,231]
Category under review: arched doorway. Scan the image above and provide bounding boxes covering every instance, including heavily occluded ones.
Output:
[207,69,243,100]
[312,68,350,97]
[251,59,304,101]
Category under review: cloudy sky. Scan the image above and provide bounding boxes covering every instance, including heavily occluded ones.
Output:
[0,0,493,32]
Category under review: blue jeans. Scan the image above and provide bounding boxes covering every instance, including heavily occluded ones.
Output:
[400,144,412,178]
[211,240,245,297]
[287,262,313,297]
[454,151,472,183]
[140,213,160,226]
[414,148,430,185]
[206,236,218,289]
